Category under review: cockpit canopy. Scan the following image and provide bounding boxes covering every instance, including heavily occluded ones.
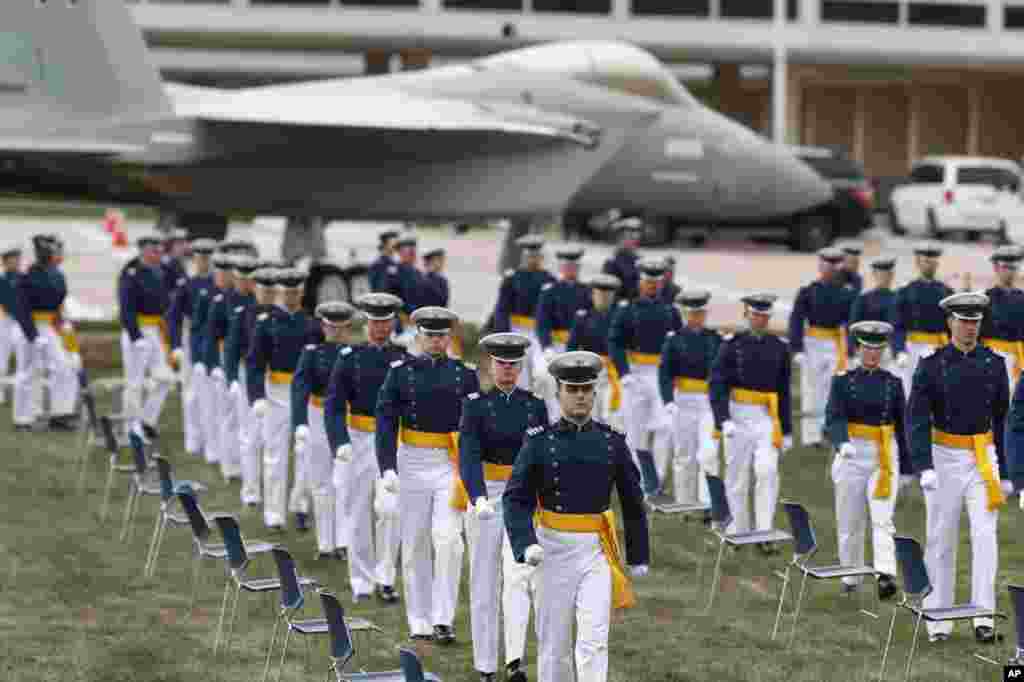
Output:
[474,41,697,107]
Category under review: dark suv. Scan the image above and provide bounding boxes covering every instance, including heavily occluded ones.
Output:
[788,146,875,238]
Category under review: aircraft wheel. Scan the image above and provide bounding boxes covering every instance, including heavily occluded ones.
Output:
[789,212,834,252]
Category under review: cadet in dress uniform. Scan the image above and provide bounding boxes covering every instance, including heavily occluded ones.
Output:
[247,268,323,532]
[228,265,280,507]
[13,235,80,431]
[375,306,480,644]
[906,292,1008,643]
[292,301,357,559]
[421,247,465,359]
[710,294,793,551]
[160,228,190,299]
[221,255,259,478]
[167,238,217,456]
[0,246,24,404]
[608,257,682,496]
[824,321,904,600]
[657,255,681,305]
[503,351,649,682]
[980,245,1024,392]
[459,333,548,682]
[491,235,556,391]
[194,251,235,464]
[384,233,425,345]
[567,274,623,426]
[659,290,722,507]
[892,241,953,397]
[534,245,591,419]
[203,253,244,479]
[118,234,176,439]
[369,230,399,293]
[835,243,864,293]
[788,247,856,448]
[847,257,897,369]
[601,217,642,301]
[327,293,406,603]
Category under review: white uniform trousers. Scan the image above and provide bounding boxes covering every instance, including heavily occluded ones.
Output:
[334,456,352,551]
[0,314,20,400]
[671,392,715,505]
[466,479,536,674]
[121,327,174,431]
[535,525,612,682]
[15,326,77,426]
[212,372,241,480]
[180,332,202,455]
[511,323,540,392]
[236,375,263,505]
[899,341,941,400]
[922,442,1001,635]
[831,436,898,585]
[799,335,841,447]
[304,403,337,554]
[288,416,312,517]
[345,429,400,594]
[198,367,221,464]
[6,324,26,416]
[623,364,673,493]
[262,382,292,527]
[397,443,465,635]
[723,402,780,534]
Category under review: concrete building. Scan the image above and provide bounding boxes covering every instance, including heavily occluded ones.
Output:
[133,0,1024,181]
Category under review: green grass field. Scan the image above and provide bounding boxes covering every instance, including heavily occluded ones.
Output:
[0,376,1018,682]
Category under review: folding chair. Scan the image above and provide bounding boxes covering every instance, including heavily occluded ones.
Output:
[398,648,442,682]
[265,547,333,682]
[703,474,792,614]
[143,455,207,579]
[879,536,1007,682]
[318,590,391,682]
[771,500,880,646]
[210,515,296,661]
[99,415,140,522]
[117,431,162,543]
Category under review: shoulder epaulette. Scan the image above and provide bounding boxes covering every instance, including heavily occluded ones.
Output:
[598,421,627,438]
[504,269,515,278]
[234,305,244,313]
[576,309,588,317]
[387,265,397,274]
[340,346,352,356]
[542,282,554,291]
[666,331,675,338]
[177,277,187,287]
[526,425,547,438]
[127,268,136,277]
[391,360,404,368]
[618,300,629,307]
[213,294,223,301]
[257,312,269,321]
[467,392,480,401]
[723,332,735,341]
[305,344,317,351]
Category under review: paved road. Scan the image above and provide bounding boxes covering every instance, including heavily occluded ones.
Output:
[5,214,1002,330]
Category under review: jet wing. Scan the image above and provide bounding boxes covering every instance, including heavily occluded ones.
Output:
[0,138,145,156]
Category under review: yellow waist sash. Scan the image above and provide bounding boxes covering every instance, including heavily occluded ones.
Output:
[730,388,783,449]
[269,371,294,385]
[675,377,709,394]
[32,311,56,323]
[347,413,376,433]
[931,429,1004,511]
[807,325,848,372]
[628,351,660,366]
[400,427,470,511]
[599,355,622,412]
[309,394,324,409]
[536,508,636,610]
[138,314,173,365]
[908,331,949,346]
[484,462,514,481]
[551,329,570,345]
[33,311,81,355]
[847,423,896,499]
[982,338,1024,382]
[510,314,536,330]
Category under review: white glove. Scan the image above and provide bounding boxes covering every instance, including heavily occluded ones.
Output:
[32,336,46,350]
[919,469,938,491]
[211,367,225,382]
[620,374,636,389]
[473,496,496,521]
[382,469,399,494]
[839,442,857,458]
[524,544,545,566]
[1019,490,1024,511]
[374,481,398,518]
[899,474,916,492]
[228,381,240,398]
[847,356,860,369]
[335,444,352,462]
[132,336,148,351]
[663,403,679,419]
[630,565,649,578]
[1001,479,1014,496]
[294,425,309,450]
[792,352,805,366]
[782,436,793,451]
[896,352,909,368]
[252,399,269,417]
[193,362,207,376]
[69,352,82,371]
[721,420,737,438]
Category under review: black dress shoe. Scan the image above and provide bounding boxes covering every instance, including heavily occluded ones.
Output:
[976,625,1003,643]
[877,574,897,601]
[294,512,309,532]
[478,673,496,682]
[506,659,527,682]
[48,416,77,432]
[334,547,348,561]
[757,542,779,556]
[376,585,399,604]
[409,633,433,641]
[315,551,335,561]
[433,624,455,645]
[267,525,284,534]
[13,424,32,432]
[141,423,160,441]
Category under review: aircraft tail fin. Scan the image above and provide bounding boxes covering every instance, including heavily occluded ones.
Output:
[0,0,171,137]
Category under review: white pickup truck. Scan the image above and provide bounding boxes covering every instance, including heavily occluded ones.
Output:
[889,156,1024,242]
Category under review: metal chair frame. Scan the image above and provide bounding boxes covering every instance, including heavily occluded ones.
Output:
[98,415,141,522]
[143,455,206,578]
[117,431,162,543]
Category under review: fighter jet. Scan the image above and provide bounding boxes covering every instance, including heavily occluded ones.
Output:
[0,0,833,254]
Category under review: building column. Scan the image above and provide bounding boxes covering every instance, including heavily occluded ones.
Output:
[853,89,867,162]
[365,49,392,75]
[907,87,921,167]
[967,84,982,155]
[399,47,431,71]
[772,47,788,144]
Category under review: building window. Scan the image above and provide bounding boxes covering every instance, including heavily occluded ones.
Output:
[721,0,771,19]
[444,0,523,8]
[789,0,798,20]
[534,0,612,13]
[908,2,985,28]
[821,1,899,23]
[632,0,709,17]
[1006,6,1024,28]
[250,0,331,5]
